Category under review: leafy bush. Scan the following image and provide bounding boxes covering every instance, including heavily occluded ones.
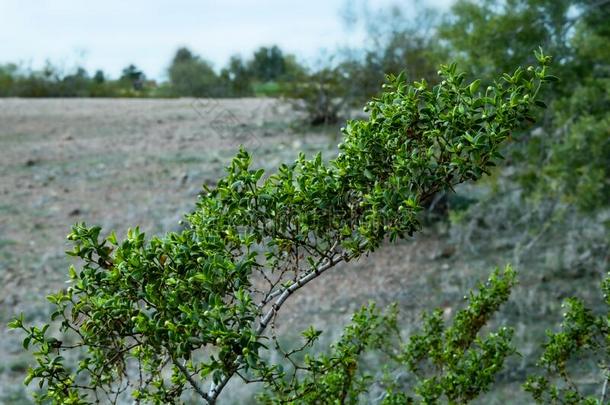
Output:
[9,52,553,404]
[286,66,346,126]
[524,274,610,404]
[439,0,610,213]
[260,267,517,404]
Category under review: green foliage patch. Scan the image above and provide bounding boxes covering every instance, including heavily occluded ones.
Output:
[8,52,558,404]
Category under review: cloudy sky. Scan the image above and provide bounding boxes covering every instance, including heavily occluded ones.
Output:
[0,0,453,80]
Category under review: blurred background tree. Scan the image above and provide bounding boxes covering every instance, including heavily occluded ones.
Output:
[249,45,287,82]
[120,64,146,91]
[167,47,221,97]
[438,0,610,213]
[219,55,253,97]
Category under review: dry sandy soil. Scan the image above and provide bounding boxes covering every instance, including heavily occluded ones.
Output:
[1,98,599,404]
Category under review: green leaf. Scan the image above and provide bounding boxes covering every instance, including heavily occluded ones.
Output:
[534,100,547,108]
[469,79,481,95]
[543,75,559,82]
[7,315,23,329]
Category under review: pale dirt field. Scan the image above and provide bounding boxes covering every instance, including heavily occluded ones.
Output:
[0,98,592,404]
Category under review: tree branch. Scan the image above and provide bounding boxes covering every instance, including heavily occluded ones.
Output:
[172,358,211,403]
[208,243,356,402]
[256,249,350,334]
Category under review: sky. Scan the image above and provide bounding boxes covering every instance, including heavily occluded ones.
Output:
[0,0,453,80]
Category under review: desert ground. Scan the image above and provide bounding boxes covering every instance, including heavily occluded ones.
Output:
[0,98,605,404]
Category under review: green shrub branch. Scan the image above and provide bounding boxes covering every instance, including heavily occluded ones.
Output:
[10,50,553,404]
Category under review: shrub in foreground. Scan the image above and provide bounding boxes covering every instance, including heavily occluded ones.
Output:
[10,51,565,404]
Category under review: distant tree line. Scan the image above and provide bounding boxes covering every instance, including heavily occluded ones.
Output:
[166,45,306,98]
[0,31,440,104]
[0,62,152,98]
[0,45,306,99]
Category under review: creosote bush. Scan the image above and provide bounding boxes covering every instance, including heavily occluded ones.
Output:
[10,51,566,404]
[259,266,518,404]
[524,273,610,404]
